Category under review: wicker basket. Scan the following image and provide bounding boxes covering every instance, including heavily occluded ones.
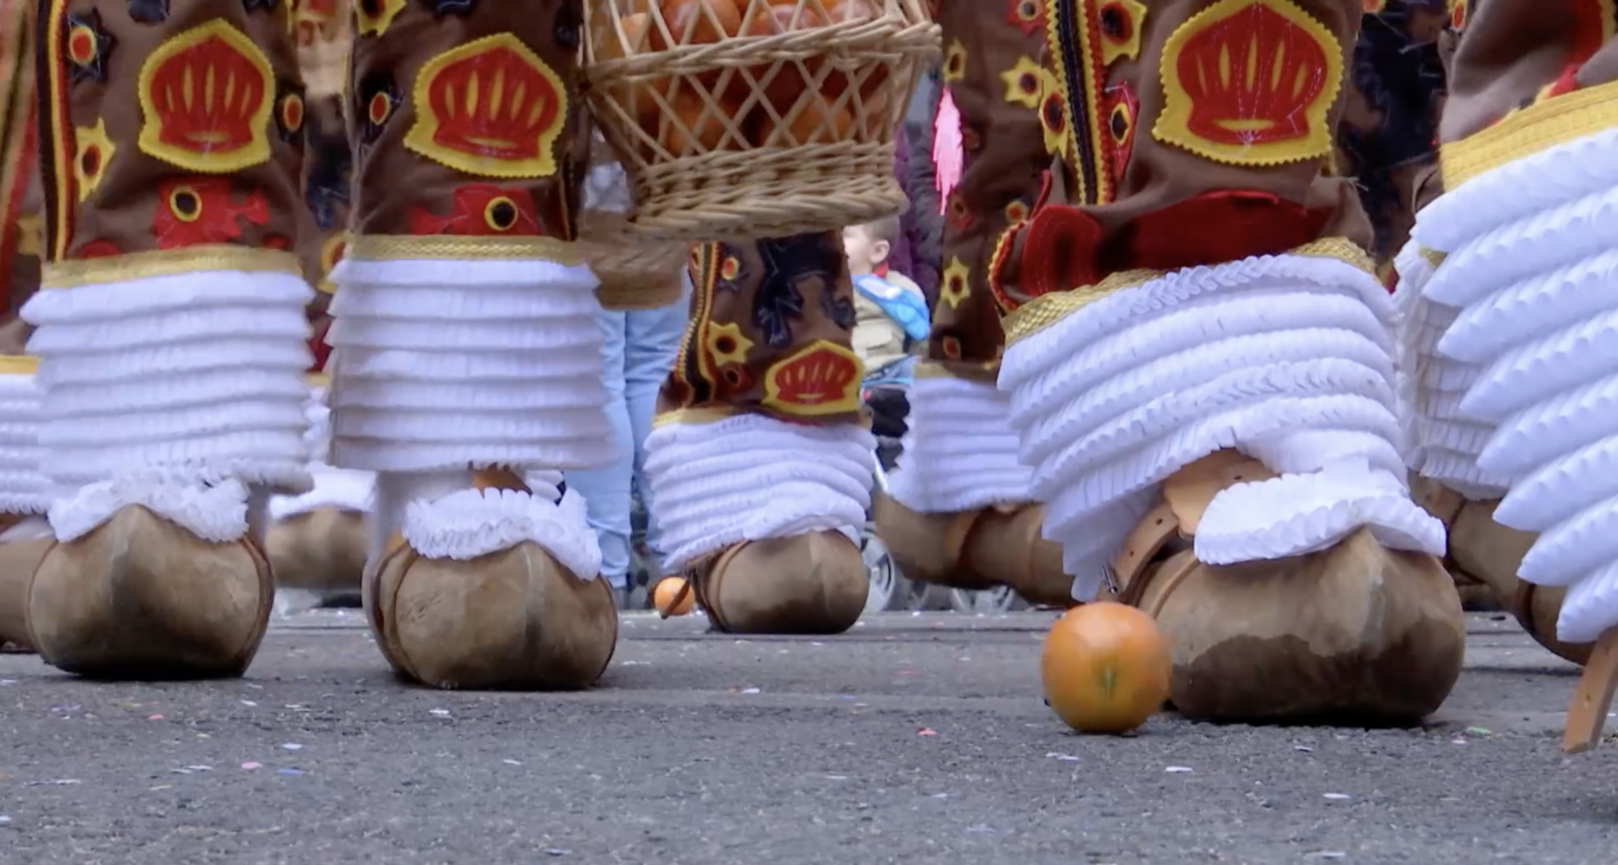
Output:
[578,135,691,310]
[581,0,940,242]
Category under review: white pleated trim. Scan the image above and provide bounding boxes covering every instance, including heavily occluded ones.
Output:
[888,376,1034,513]
[1417,131,1618,642]
[328,257,613,473]
[20,271,315,542]
[645,412,875,570]
[268,385,377,520]
[1000,252,1443,602]
[1391,241,1508,498]
[400,486,601,576]
[0,371,47,515]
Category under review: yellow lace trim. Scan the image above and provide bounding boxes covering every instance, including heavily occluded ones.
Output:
[0,355,37,375]
[1440,79,1618,191]
[1003,237,1376,346]
[43,246,302,289]
[348,235,584,265]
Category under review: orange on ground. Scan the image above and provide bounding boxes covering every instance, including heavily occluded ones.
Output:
[654,578,696,617]
[1041,602,1171,734]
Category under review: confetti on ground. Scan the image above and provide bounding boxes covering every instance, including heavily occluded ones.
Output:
[918,728,938,737]
[240,700,258,707]
[0,816,11,824]
[503,759,523,766]
[278,768,304,776]
[544,849,571,856]
[1465,726,1492,736]
[1324,793,1351,801]
[430,709,451,717]
[147,714,164,721]
[0,680,15,686]
[1308,853,1347,860]
[825,774,849,780]
[1294,746,1314,753]
[241,762,262,771]
[740,688,761,695]
[150,784,173,792]
[1046,752,1080,762]
[1165,766,1193,774]
[1451,739,1468,745]
[282,743,304,751]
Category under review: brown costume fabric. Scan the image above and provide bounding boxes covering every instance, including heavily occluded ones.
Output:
[36,0,304,263]
[657,231,865,428]
[1,0,36,354]
[930,0,1050,378]
[345,0,586,244]
[1438,0,1618,147]
[995,0,1373,304]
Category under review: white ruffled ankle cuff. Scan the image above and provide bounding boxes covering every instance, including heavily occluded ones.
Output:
[1412,125,1618,642]
[400,486,601,578]
[1000,249,1443,601]
[269,383,375,520]
[889,375,1034,513]
[48,472,253,543]
[644,412,875,570]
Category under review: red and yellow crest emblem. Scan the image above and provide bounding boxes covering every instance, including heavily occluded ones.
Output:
[405,33,567,179]
[137,20,275,173]
[762,340,864,417]
[1152,0,1342,166]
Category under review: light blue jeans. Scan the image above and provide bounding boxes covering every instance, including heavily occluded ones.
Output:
[566,277,691,589]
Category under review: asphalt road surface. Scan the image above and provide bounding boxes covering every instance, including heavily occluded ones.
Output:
[1,610,1614,865]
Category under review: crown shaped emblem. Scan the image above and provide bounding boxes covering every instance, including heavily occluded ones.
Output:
[137,20,275,173]
[404,33,567,179]
[1151,0,1341,166]
[762,340,864,417]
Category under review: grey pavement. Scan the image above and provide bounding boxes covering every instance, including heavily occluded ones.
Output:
[1,610,1616,865]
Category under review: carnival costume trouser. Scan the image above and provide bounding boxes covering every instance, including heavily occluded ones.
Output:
[980,0,1471,722]
[1397,0,1618,667]
[1,0,907,683]
[872,0,1073,609]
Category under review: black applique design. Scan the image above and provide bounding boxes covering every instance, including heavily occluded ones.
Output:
[126,0,169,24]
[554,1,581,49]
[64,11,115,84]
[273,80,307,143]
[304,123,352,232]
[819,283,855,330]
[420,0,476,15]
[357,70,402,145]
[753,234,833,348]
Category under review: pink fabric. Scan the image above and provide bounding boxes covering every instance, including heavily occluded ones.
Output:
[932,87,963,216]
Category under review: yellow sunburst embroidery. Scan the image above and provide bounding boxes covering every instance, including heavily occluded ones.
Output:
[1000,56,1045,110]
[941,257,972,310]
[943,40,968,83]
[355,0,408,36]
[705,321,754,368]
[73,119,116,202]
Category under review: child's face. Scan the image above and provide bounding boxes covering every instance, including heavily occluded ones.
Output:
[841,225,889,276]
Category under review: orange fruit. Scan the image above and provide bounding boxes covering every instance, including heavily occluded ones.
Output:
[654,578,696,617]
[1040,602,1171,734]
[659,88,731,154]
[652,0,744,49]
[751,96,852,146]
